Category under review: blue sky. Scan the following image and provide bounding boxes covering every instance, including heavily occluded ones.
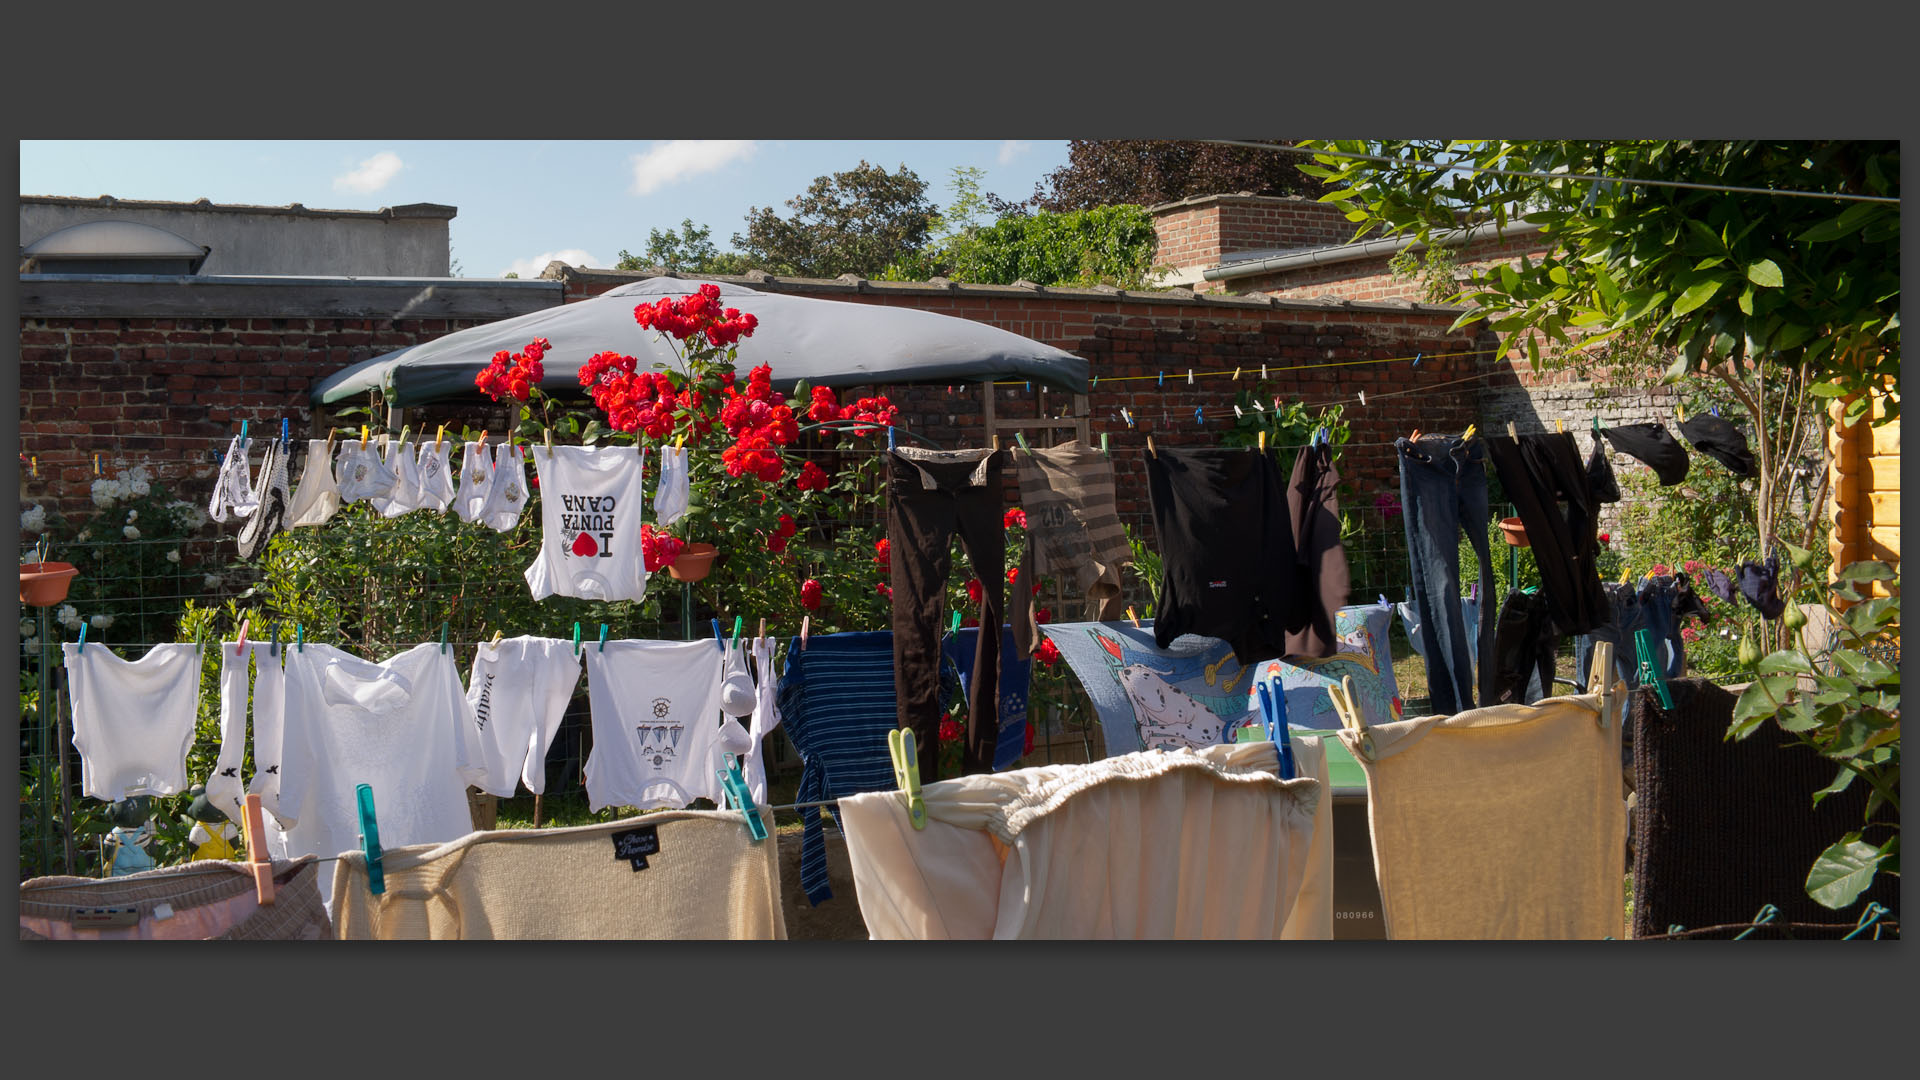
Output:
[19,140,1072,278]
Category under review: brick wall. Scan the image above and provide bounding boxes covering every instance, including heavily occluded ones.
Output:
[1229,230,1555,304]
[1150,194,1370,289]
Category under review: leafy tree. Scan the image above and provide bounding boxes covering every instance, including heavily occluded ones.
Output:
[1301,140,1900,590]
[735,161,937,278]
[1007,139,1320,214]
[616,218,762,276]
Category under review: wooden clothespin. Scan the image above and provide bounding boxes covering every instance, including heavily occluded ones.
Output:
[1127,606,1141,628]
[355,783,385,896]
[1146,435,1157,458]
[800,615,811,650]
[717,753,768,842]
[545,426,554,451]
[1676,402,1687,423]
[477,429,488,447]
[887,728,927,830]
[1233,366,1242,381]
[1556,418,1566,433]
[93,453,101,477]
[1409,428,1422,443]
[1588,641,1615,729]
[991,435,1001,451]
[241,793,277,906]
[759,617,768,643]
[490,629,504,648]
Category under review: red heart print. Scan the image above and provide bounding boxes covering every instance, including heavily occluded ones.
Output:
[571,531,599,558]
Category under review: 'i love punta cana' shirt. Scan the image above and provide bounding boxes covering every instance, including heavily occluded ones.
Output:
[523,445,651,603]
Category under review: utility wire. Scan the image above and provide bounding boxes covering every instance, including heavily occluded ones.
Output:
[1196,139,1903,205]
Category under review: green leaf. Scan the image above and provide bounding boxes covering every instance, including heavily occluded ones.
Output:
[1746,259,1784,288]
[1548,265,1571,286]
[1794,203,1882,243]
[1670,276,1726,317]
[1737,284,1755,315]
[1659,351,1694,385]
[1809,764,1857,807]
[1775,702,1824,733]
[1805,836,1887,910]
[1808,381,1852,398]
[1756,650,1814,675]
[1733,675,1800,723]
[1834,561,1896,585]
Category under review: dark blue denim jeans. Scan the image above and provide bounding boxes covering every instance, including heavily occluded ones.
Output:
[1575,583,1648,692]
[1397,436,1496,714]
[1638,576,1686,679]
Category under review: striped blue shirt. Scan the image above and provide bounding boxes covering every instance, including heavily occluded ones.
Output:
[777,631,900,906]
[940,626,1030,771]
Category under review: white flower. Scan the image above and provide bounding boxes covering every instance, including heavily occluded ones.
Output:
[20,619,35,637]
[89,614,114,629]
[23,635,40,650]
[56,605,81,630]
[203,573,222,590]
[90,478,129,508]
[167,500,208,530]
[123,525,141,540]
[19,505,47,533]
[125,466,152,496]
[75,529,91,543]
[166,549,181,563]
[126,510,139,523]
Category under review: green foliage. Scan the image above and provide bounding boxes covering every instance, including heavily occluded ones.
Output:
[616,218,762,277]
[1727,561,1900,910]
[22,471,210,649]
[1021,139,1322,213]
[929,204,1164,290]
[1387,244,1462,305]
[1301,140,1900,422]
[735,161,937,279]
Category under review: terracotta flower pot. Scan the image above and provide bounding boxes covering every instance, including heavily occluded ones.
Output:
[20,561,78,607]
[668,542,718,582]
[1499,517,1530,548]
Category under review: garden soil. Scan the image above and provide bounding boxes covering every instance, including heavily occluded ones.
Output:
[777,827,869,940]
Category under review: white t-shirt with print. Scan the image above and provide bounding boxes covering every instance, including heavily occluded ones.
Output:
[462,636,583,797]
[583,639,733,812]
[479,443,530,532]
[64,642,202,801]
[524,445,650,602]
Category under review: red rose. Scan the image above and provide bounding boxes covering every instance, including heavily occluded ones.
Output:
[1003,508,1028,529]
[795,460,830,493]
[800,579,823,611]
[1035,638,1062,667]
[873,538,890,568]
[877,582,892,598]
[776,513,797,538]
[1034,607,1052,625]
[938,717,961,743]
[1598,533,1611,545]
[1006,566,1019,586]
[965,579,983,605]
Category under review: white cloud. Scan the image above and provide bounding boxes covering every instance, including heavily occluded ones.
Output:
[333,151,404,194]
[498,249,603,278]
[628,140,757,196]
[997,140,1033,166]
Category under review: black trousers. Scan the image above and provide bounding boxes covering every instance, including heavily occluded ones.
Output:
[1145,446,1300,665]
[1491,588,1558,706]
[1484,433,1608,636]
[886,448,1025,779]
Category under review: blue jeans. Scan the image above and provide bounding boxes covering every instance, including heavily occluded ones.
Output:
[1574,583,1647,692]
[1397,436,1496,714]
[1638,576,1686,679]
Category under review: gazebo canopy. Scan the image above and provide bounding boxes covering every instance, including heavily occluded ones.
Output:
[311,276,1089,408]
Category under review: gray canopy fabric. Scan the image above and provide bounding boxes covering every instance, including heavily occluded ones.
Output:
[311,277,1089,407]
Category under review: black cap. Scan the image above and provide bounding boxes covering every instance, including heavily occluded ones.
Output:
[1678,413,1757,477]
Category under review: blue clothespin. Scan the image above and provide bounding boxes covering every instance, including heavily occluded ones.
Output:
[1412,352,1422,368]
[1121,408,1134,428]
[356,783,384,896]
[77,622,88,649]
[887,728,927,830]
[1157,371,1164,387]
[711,618,725,651]
[1193,406,1204,426]
[887,426,896,451]
[1025,381,1031,393]
[439,621,449,654]
[716,753,768,842]
[281,418,290,448]
[1710,406,1721,418]
[295,624,304,652]
[598,624,609,652]
[1633,627,1673,709]
[1258,676,1294,779]
[239,419,248,444]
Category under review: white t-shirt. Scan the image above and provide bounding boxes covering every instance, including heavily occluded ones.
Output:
[285,440,343,528]
[455,441,495,524]
[415,440,457,514]
[64,642,202,801]
[463,636,583,797]
[524,445,650,602]
[375,437,423,517]
[277,643,482,900]
[479,443,530,532]
[582,639,733,812]
[654,444,690,527]
[335,441,397,505]
[208,436,258,523]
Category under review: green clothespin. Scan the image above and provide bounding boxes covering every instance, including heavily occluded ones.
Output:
[731,615,744,651]
[949,610,962,635]
[1593,416,1603,433]
[598,624,609,652]
[1014,431,1030,452]
[887,728,926,830]
[439,621,449,654]
[78,622,89,648]
[1099,432,1110,456]
[356,783,384,896]
[1633,627,1673,709]
[573,622,582,656]
[295,624,304,652]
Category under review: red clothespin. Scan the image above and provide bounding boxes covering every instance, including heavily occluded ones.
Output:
[234,616,250,657]
[800,615,811,651]
[242,793,276,906]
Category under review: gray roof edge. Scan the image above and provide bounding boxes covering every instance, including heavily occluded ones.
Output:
[549,265,1463,318]
[19,272,557,288]
[18,194,457,221]
[1144,191,1334,213]
[1205,220,1548,281]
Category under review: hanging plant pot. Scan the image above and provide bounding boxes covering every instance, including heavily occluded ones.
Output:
[20,561,78,607]
[668,542,718,582]
[1499,517,1530,548]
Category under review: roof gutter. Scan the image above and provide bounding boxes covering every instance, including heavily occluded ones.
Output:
[1203,220,1545,282]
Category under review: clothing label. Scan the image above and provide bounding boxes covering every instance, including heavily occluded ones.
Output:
[73,907,141,928]
[153,903,175,921]
[611,824,660,870]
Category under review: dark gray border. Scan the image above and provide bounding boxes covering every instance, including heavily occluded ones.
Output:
[6,7,1912,1070]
